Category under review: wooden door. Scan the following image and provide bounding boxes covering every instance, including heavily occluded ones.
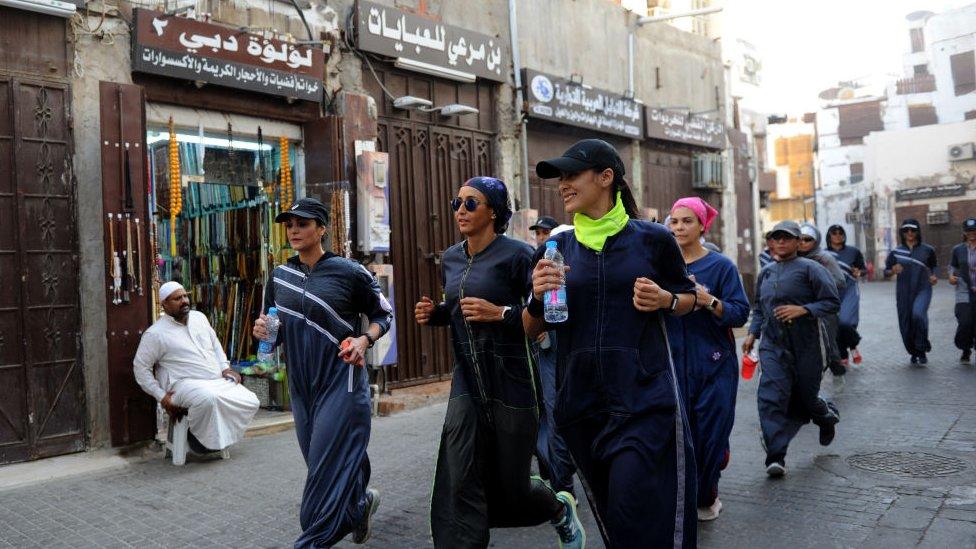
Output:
[0,78,86,464]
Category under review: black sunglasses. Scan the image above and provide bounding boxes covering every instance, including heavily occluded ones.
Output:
[451,197,485,212]
[800,236,816,242]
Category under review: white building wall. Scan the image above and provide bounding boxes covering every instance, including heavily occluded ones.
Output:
[863,119,976,266]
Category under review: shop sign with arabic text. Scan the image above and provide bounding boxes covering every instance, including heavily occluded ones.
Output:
[355,1,507,83]
[645,108,725,149]
[132,9,326,101]
[523,69,643,138]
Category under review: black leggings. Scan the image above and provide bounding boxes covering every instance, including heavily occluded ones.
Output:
[955,299,976,351]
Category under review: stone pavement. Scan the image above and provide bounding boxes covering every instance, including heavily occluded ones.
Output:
[1,281,974,548]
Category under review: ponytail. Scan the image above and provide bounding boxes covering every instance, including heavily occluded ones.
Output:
[614,174,641,219]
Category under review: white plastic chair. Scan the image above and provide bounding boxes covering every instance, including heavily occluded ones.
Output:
[166,414,229,466]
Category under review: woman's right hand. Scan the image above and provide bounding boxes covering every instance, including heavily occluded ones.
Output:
[742,334,756,355]
[415,296,435,325]
[949,273,959,285]
[891,263,904,275]
[532,259,568,301]
[253,314,269,340]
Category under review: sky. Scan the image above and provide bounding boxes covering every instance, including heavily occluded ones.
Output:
[723,0,975,114]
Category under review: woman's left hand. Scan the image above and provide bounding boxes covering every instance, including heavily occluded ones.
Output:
[460,297,504,322]
[633,277,672,312]
[338,336,369,366]
[929,275,938,286]
[694,285,713,311]
[773,305,808,322]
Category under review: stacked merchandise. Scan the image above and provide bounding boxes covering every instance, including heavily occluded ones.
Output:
[149,124,296,390]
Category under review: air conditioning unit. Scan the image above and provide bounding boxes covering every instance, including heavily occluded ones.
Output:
[692,154,725,190]
[845,212,861,224]
[948,142,976,161]
[927,211,950,225]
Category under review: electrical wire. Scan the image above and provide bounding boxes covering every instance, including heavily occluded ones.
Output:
[343,6,397,102]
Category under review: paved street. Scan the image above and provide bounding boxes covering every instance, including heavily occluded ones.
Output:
[1,281,975,548]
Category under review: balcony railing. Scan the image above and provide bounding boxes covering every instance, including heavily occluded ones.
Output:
[896,74,936,95]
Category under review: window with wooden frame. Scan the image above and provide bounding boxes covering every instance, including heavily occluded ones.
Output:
[910,28,925,53]
[951,50,976,96]
[908,104,938,127]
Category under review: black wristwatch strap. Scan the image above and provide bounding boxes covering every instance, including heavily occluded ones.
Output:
[668,292,679,313]
[527,295,544,318]
[365,333,376,348]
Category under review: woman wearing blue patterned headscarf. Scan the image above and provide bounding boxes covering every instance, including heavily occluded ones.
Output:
[414,177,585,548]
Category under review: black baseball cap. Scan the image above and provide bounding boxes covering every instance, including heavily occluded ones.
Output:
[274,197,329,224]
[766,220,801,239]
[965,217,976,231]
[529,216,559,231]
[536,139,625,180]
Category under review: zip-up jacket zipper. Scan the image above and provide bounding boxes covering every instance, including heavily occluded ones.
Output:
[459,253,492,423]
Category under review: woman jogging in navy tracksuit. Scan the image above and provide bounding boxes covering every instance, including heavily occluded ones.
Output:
[666,197,750,522]
[524,139,698,548]
[254,198,393,547]
[884,218,938,365]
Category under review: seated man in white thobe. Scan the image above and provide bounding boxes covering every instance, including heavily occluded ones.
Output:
[133,281,260,453]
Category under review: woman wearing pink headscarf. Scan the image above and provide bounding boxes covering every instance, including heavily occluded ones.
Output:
[665,197,751,522]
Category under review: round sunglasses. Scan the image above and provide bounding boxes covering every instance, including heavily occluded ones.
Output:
[451,197,486,212]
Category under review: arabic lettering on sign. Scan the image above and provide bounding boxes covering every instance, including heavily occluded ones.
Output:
[646,108,725,149]
[134,8,325,77]
[137,47,321,99]
[895,183,966,201]
[522,69,643,139]
[357,1,506,82]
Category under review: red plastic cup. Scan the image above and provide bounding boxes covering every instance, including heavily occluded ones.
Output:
[340,339,365,367]
[741,350,758,380]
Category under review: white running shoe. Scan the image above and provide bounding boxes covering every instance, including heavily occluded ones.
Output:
[697,498,723,521]
[766,461,786,478]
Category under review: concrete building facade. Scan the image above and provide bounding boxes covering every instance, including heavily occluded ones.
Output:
[0,0,736,463]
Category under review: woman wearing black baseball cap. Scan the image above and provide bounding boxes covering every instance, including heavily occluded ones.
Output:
[884,218,938,364]
[414,177,585,548]
[524,139,699,547]
[253,197,394,547]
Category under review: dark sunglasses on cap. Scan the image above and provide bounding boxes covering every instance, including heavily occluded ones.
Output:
[451,197,486,212]
[828,228,844,234]
[800,236,816,242]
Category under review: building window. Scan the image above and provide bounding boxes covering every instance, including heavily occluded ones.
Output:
[951,50,976,96]
[908,104,938,127]
[965,110,976,120]
[910,28,925,53]
[850,162,864,184]
[914,64,929,76]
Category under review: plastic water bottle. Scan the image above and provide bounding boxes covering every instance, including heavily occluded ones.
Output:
[741,349,759,380]
[257,307,280,365]
[543,241,568,323]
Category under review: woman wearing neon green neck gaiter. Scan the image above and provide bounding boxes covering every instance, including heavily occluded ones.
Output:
[523,139,699,548]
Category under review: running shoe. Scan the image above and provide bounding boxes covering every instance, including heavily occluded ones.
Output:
[851,348,863,364]
[919,353,928,365]
[697,498,723,521]
[352,488,380,544]
[961,350,971,364]
[552,491,586,549]
[766,461,786,478]
[910,355,919,365]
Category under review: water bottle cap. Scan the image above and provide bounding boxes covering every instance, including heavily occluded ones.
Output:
[545,240,557,249]
[268,307,278,316]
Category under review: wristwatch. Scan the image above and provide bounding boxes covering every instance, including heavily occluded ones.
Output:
[501,306,512,321]
[668,292,680,313]
[707,297,720,311]
[365,333,376,348]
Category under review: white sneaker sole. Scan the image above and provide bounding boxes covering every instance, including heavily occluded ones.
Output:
[697,499,723,521]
